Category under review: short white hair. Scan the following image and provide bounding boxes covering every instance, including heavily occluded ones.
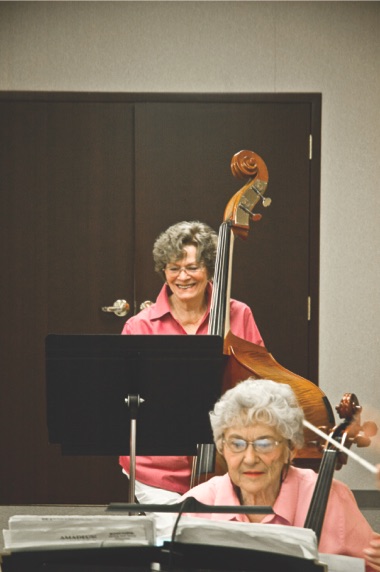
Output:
[210,378,304,450]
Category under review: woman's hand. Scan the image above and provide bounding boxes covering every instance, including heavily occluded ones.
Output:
[363,533,380,571]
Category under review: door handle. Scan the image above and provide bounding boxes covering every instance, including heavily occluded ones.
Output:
[101,299,130,317]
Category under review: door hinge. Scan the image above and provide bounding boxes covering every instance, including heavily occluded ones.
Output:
[309,134,313,160]
[308,296,311,321]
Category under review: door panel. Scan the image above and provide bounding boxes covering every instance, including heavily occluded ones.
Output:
[0,100,135,503]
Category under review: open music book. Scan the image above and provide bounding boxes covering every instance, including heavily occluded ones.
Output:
[174,517,365,572]
[2,513,365,571]
[175,516,319,559]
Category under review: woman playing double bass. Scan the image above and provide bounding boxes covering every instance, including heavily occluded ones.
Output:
[119,220,264,507]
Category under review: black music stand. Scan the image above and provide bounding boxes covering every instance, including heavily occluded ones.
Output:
[0,544,327,572]
[45,334,225,502]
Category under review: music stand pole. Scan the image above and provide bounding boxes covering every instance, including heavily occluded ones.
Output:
[125,395,144,505]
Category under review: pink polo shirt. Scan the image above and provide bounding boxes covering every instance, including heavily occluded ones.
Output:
[121,283,264,342]
[181,467,375,569]
[119,283,264,493]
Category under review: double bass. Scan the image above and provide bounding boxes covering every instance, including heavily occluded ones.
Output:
[193,149,335,482]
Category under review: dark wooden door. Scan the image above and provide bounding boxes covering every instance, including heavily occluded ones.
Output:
[0,93,321,504]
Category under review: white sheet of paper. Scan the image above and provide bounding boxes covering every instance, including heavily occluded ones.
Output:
[3,514,155,551]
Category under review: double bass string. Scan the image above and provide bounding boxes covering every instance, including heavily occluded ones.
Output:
[209,221,231,337]
[303,419,377,474]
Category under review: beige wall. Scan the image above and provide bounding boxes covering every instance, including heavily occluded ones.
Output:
[1,0,380,490]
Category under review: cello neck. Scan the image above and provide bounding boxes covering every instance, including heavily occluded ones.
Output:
[303,393,375,543]
[303,447,338,542]
[209,221,234,338]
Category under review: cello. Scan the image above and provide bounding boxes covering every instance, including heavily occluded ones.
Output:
[192,149,335,483]
[304,393,377,542]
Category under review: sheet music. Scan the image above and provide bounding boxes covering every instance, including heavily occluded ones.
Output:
[2,513,366,571]
[175,516,320,560]
[174,516,363,570]
[2,514,155,551]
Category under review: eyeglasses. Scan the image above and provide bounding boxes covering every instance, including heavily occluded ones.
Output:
[222,437,283,454]
[165,264,204,277]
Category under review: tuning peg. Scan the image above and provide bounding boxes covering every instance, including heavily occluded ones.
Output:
[362,421,378,437]
[355,435,371,448]
[238,204,263,222]
[251,182,272,207]
[251,213,263,222]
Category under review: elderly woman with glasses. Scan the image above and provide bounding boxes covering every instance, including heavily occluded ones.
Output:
[181,378,380,570]
[119,221,264,510]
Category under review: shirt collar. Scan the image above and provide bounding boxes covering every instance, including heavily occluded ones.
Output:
[150,282,213,321]
[264,465,299,525]
[213,474,243,521]
[219,467,299,525]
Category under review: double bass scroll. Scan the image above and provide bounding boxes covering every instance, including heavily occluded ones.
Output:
[209,150,271,341]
